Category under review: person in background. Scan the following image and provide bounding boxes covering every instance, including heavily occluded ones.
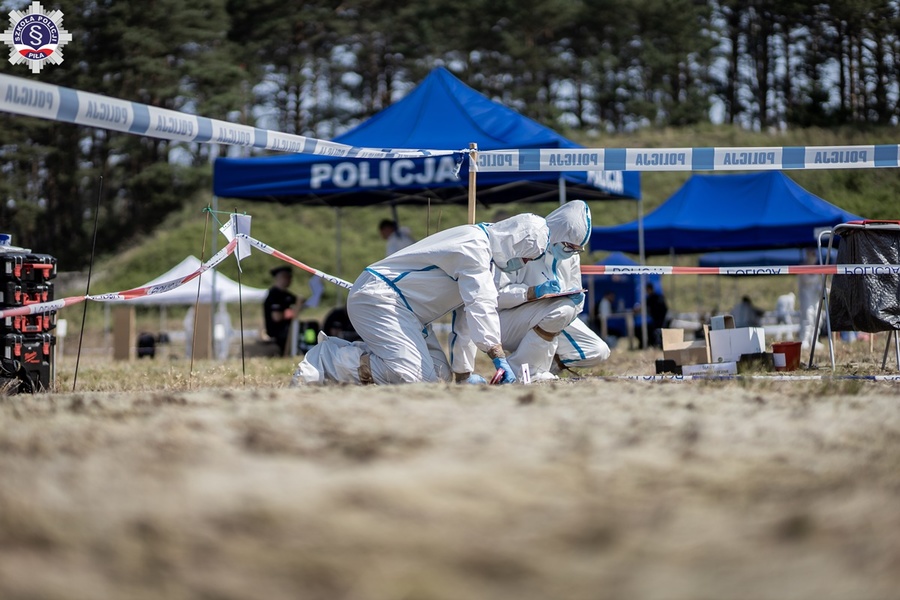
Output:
[306,275,323,309]
[183,306,195,359]
[644,282,669,348]
[264,265,299,356]
[214,303,234,360]
[775,292,796,325]
[732,294,764,328]
[379,219,416,256]
[295,214,549,385]
[599,291,616,321]
[597,290,619,344]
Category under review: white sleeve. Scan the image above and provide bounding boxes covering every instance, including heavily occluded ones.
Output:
[457,267,502,351]
[495,268,529,310]
[438,246,502,353]
[558,256,585,312]
[449,307,478,374]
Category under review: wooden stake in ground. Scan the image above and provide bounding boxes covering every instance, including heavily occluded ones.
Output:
[467,142,477,225]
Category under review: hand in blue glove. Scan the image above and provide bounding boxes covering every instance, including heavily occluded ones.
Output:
[491,356,517,384]
[464,374,487,384]
[567,290,585,305]
[534,280,561,299]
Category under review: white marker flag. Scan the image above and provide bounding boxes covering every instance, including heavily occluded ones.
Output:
[220,214,252,264]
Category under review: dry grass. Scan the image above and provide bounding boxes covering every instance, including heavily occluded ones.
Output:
[1,343,899,600]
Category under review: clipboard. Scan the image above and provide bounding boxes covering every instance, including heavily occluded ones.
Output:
[528,288,587,302]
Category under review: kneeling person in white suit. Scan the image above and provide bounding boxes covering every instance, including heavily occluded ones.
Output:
[454,201,609,381]
[294,213,549,385]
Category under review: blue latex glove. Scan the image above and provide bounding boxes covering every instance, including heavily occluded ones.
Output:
[491,356,517,384]
[464,374,487,384]
[568,290,585,305]
[534,280,561,299]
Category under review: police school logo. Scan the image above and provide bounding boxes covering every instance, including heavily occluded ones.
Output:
[1,1,72,73]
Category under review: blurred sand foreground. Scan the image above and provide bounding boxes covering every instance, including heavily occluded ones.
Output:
[1,372,899,600]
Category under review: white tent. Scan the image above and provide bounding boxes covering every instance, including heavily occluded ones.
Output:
[125,256,268,305]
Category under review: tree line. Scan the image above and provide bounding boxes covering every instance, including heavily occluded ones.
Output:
[0,0,897,266]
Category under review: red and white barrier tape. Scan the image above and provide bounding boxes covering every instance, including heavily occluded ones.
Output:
[581,263,900,276]
[4,235,899,320]
[0,235,352,319]
[89,238,239,302]
[237,235,353,289]
[605,374,900,382]
[0,239,239,319]
[0,295,87,319]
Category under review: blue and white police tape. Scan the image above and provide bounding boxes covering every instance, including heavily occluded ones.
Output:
[0,73,459,160]
[2,73,898,172]
[475,145,900,172]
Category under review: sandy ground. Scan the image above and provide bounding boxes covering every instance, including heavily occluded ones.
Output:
[1,348,899,600]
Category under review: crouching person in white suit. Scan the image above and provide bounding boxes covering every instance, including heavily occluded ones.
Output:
[453,201,609,381]
[294,214,550,385]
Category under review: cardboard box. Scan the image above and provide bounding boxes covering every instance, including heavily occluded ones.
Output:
[682,361,738,376]
[708,327,765,363]
[661,327,710,366]
[710,314,735,330]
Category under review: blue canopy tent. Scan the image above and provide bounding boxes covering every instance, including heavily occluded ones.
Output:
[590,172,861,255]
[583,252,661,343]
[213,67,640,206]
[585,252,661,309]
[589,172,862,347]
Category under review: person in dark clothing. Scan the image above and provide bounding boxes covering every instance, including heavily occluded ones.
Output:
[732,295,765,328]
[264,266,299,356]
[645,282,669,348]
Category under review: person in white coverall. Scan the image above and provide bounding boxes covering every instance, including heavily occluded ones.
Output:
[452,200,609,380]
[294,213,550,385]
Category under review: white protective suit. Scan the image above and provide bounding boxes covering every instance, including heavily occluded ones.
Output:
[457,200,610,379]
[294,213,549,384]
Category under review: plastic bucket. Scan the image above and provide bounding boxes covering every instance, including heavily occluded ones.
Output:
[772,341,802,371]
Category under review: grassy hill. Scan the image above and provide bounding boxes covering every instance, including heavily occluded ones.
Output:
[70,124,899,326]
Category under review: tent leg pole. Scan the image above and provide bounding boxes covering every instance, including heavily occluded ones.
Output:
[823,286,835,371]
[637,198,647,350]
[808,282,823,369]
[668,248,674,308]
[808,233,835,370]
[895,330,900,371]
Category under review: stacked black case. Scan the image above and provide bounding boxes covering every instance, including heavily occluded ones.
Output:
[1,251,57,392]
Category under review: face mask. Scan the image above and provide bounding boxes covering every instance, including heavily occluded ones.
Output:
[550,242,580,261]
[550,243,571,261]
[498,257,526,273]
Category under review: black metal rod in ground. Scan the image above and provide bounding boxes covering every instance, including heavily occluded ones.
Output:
[73,177,103,392]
